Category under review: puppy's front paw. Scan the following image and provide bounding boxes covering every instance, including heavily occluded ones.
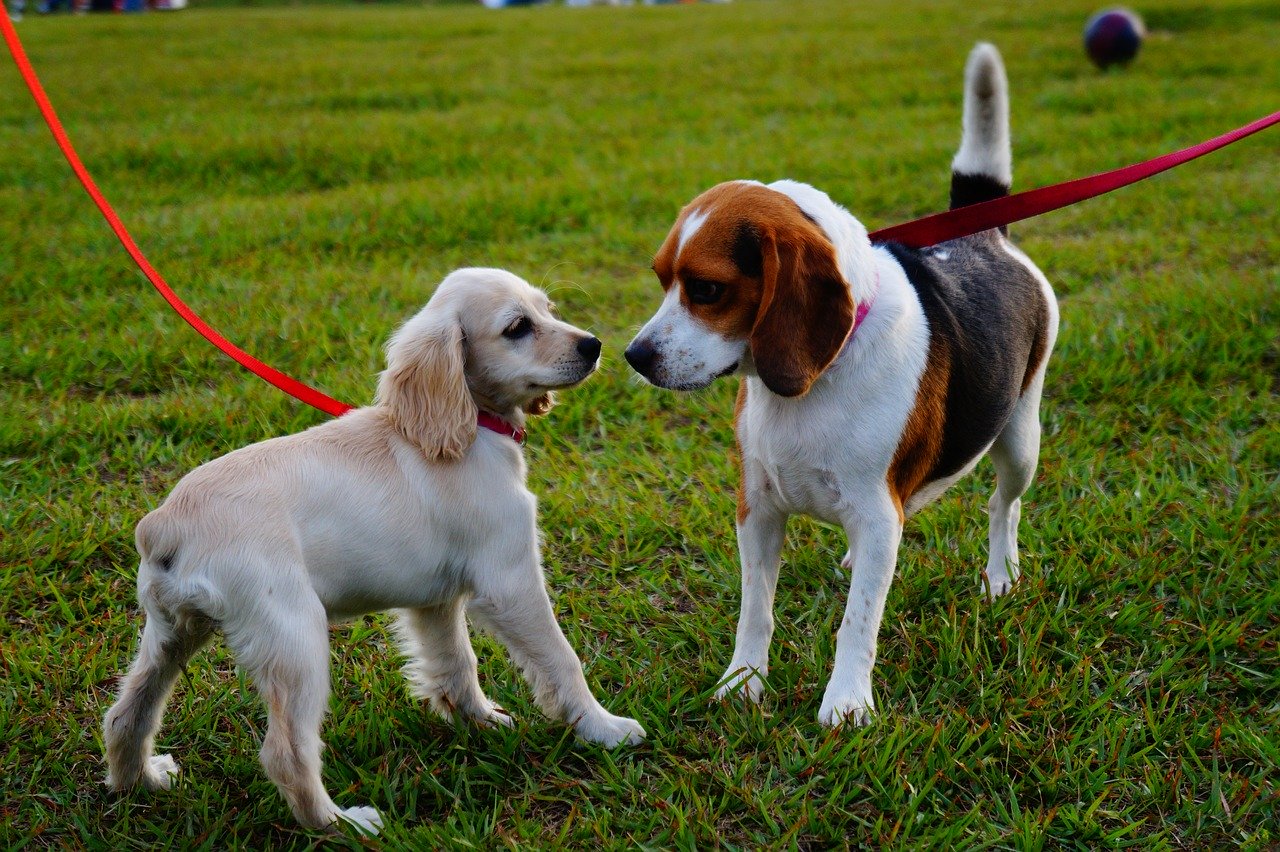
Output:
[575,712,646,748]
[335,805,383,836]
[142,754,180,790]
[475,702,515,729]
[818,693,874,728]
[714,663,766,703]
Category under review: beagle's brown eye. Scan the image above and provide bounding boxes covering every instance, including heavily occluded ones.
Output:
[685,279,723,305]
[503,316,533,339]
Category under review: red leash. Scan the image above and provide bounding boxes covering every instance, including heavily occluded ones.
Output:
[2,14,354,417]
[869,110,1280,247]
[4,15,1275,417]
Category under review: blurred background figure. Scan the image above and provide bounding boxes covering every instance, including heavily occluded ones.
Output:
[8,0,74,18]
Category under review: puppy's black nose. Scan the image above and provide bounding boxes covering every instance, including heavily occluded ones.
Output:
[577,336,602,364]
[624,339,656,376]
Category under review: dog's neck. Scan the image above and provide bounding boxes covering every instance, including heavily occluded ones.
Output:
[477,410,526,445]
[473,398,526,428]
[467,383,525,423]
[465,383,538,447]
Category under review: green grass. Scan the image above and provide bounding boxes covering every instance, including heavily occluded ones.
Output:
[2,0,1278,847]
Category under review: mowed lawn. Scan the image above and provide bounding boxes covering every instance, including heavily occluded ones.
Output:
[2,0,1277,846]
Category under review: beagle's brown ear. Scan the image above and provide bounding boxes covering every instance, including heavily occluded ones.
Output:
[377,313,477,461]
[750,224,856,397]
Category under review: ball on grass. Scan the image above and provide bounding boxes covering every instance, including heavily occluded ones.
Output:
[1084,8,1146,69]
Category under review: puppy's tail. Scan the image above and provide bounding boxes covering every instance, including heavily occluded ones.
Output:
[135,509,222,627]
[950,43,1012,218]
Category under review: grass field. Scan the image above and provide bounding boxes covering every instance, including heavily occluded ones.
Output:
[2,0,1278,847]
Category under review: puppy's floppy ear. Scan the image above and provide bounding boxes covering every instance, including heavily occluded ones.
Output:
[749,224,855,397]
[377,312,477,461]
[524,392,555,416]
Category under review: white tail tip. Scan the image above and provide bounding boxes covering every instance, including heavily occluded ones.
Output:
[952,42,1012,186]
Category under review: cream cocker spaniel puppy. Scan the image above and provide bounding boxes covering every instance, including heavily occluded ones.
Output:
[103,268,644,834]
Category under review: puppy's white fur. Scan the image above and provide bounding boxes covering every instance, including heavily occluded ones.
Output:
[102,268,643,834]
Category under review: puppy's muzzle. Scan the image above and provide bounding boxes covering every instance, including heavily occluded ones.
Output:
[578,336,602,365]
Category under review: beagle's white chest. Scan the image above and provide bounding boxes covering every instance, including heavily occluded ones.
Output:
[741,392,859,526]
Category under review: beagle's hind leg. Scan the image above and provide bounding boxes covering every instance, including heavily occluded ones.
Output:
[984,378,1045,597]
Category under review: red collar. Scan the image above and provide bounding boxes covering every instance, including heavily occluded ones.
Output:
[477,411,525,445]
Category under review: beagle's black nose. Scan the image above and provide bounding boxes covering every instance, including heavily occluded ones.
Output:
[624,339,657,376]
[577,336,602,363]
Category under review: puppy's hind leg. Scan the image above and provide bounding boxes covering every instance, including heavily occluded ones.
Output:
[395,599,512,728]
[104,606,213,792]
[225,590,382,835]
[984,378,1045,597]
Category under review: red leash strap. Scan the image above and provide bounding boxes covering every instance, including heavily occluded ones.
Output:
[4,14,1276,416]
[869,110,1280,248]
[1,14,355,417]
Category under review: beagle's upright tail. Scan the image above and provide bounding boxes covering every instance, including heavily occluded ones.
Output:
[950,43,1012,217]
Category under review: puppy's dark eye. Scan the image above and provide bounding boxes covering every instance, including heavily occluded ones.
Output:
[503,316,533,339]
[685,279,723,305]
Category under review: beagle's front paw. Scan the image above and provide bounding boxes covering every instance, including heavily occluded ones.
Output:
[714,663,766,703]
[983,561,1020,598]
[575,711,646,747]
[818,689,874,728]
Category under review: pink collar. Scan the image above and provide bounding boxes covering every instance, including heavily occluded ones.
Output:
[477,411,525,445]
[852,297,873,331]
[839,274,878,355]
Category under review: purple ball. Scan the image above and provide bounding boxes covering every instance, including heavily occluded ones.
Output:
[1084,8,1145,69]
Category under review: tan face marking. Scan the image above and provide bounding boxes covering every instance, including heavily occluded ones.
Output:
[632,181,855,396]
[652,182,769,342]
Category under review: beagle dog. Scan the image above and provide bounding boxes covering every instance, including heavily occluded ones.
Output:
[625,44,1058,726]
[103,268,644,834]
